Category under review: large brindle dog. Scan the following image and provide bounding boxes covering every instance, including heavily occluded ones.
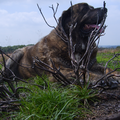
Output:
[5,3,108,81]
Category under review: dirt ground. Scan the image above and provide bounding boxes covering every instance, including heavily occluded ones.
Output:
[86,82,120,120]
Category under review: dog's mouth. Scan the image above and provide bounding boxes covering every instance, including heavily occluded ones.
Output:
[83,24,104,33]
[81,23,105,34]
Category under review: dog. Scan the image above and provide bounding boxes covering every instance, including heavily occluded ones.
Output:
[4,3,108,81]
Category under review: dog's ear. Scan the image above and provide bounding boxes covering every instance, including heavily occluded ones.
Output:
[61,8,71,26]
[58,8,71,33]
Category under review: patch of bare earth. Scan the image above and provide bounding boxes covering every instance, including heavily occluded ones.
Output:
[83,48,120,119]
[84,78,120,120]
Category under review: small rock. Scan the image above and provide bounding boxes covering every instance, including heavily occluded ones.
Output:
[118,104,120,108]
[97,106,100,109]
[118,109,120,112]
[94,102,99,107]
[99,80,107,87]
[108,79,118,89]
[101,103,108,107]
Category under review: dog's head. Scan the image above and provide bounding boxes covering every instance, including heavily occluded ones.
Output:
[59,3,107,55]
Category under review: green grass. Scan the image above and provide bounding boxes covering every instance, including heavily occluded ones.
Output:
[97,48,120,70]
[16,88,78,119]
[0,64,2,70]
[12,76,91,120]
[0,75,95,120]
[72,84,98,103]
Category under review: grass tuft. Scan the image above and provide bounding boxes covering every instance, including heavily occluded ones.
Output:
[13,76,87,120]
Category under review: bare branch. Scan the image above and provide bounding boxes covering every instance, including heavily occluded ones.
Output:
[37,3,68,43]
[105,53,120,74]
[32,57,71,85]
[49,3,59,24]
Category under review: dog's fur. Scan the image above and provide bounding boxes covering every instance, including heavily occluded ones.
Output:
[4,3,108,81]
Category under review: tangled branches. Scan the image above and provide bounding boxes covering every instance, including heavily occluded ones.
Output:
[0,48,20,112]
[0,48,47,113]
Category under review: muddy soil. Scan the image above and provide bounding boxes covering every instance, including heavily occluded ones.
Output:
[86,85,120,120]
